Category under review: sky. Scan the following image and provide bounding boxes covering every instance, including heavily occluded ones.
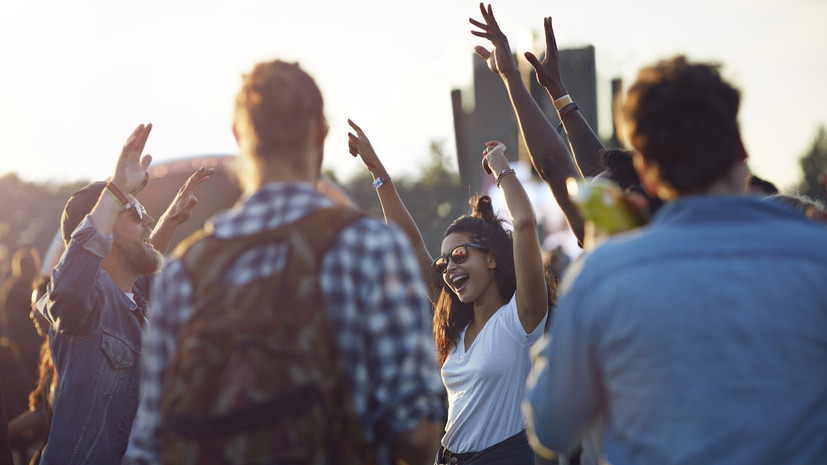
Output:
[1,0,826,192]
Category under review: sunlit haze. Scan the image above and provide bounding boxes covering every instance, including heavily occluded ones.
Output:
[2,0,825,191]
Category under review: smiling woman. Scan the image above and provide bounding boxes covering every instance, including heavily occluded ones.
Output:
[348,117,549,464]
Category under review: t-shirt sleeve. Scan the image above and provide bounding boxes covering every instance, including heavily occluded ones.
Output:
[502,293,548,345]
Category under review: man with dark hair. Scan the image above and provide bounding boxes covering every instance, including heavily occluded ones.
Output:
[126,60,444,465]
[35,124,212,464]
[525,56,827,464]
[746,173,779,195]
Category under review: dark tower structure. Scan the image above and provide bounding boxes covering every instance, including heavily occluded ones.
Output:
[452,46,597,194]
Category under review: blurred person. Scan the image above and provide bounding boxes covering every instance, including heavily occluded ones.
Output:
[0,381,12,465]
[8,275,54,465]
[745,173,779,195]
[34,123,213,465]
[349,121,548,465]
[767,192,825,214]
[0,336,32,463]
[125,60,444,465]
[542,245,570,309]
[524,56,827,464]
[0,247,42,381]
[767,193,827,225]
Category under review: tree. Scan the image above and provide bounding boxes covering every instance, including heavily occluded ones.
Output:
[797,125,827,203]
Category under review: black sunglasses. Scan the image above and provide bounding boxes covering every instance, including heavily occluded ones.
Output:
[433,243,488,274]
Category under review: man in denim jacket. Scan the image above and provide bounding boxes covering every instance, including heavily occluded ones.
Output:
[36,124,212,465]
[525,57,827,464]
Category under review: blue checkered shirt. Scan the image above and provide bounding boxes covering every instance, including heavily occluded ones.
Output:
[126,182,445,464]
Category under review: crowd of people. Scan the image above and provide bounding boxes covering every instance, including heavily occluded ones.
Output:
[0,3,825,465]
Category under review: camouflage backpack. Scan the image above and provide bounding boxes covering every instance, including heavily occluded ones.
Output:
[160,207,374,465]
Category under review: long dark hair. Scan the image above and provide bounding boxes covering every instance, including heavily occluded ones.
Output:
[433,195,515,365]
[29,275,56,411]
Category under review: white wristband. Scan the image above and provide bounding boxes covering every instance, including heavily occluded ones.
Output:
[372,174,391,189]
[553,94,573,111]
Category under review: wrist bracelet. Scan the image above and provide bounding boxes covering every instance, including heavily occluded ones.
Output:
[553,94,573,111]
[556,101,579,132]
[105,182,128,207]
[372,174,391,189]
[496,168,516,187]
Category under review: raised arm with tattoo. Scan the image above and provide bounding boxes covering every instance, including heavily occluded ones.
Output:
[524,16,605,178]
[470,3,586,243]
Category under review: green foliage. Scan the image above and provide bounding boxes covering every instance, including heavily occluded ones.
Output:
[797,125,827,202]
[339,141,469,256]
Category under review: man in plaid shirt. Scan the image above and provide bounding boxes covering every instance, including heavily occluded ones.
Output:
[125,60,445,464]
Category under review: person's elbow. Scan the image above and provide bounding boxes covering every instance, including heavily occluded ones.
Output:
[394,418,441,465]
[523,356,588,456]
[523,392,583,457]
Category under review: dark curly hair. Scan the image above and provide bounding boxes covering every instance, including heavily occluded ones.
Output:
[601,149,639,191]
[622,56,742,194]
[433,195,515,366]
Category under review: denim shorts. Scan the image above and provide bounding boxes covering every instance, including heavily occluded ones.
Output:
[435,430,535,465]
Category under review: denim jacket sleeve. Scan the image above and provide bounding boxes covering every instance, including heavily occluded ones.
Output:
[37,215,113,336]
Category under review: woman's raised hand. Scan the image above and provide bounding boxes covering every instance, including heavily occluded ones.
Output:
[347,119,386,177]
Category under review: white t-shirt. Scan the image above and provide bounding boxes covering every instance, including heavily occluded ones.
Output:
[440,294,547,452]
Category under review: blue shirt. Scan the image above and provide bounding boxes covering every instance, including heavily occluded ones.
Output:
[525,195,827,465]
[126,182,445,464]
[36,216,150,465]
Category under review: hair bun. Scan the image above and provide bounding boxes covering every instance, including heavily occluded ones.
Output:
[470,195,496,223]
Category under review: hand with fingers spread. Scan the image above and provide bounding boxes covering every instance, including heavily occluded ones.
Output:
[347,119,387,178]
[161,166,215,225]
[111,123,154,195]
[470,3,517,77]
[524,17,567,99]
[149,165,216,254]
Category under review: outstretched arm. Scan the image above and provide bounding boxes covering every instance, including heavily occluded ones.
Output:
[470,3,585,244]
[148,166,215,254]
[524,16,604,178]
[347,120,441,301]
[484,142,547,332]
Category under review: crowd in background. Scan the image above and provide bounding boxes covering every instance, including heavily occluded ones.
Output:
[1,3,826,465]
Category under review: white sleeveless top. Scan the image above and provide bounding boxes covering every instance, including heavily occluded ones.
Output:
[440,294,546,452]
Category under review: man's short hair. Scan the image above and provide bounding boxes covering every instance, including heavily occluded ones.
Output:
[622,56,742,194]
[748,174,779,195]
[233,60,324,158]
[62,181,106,245]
